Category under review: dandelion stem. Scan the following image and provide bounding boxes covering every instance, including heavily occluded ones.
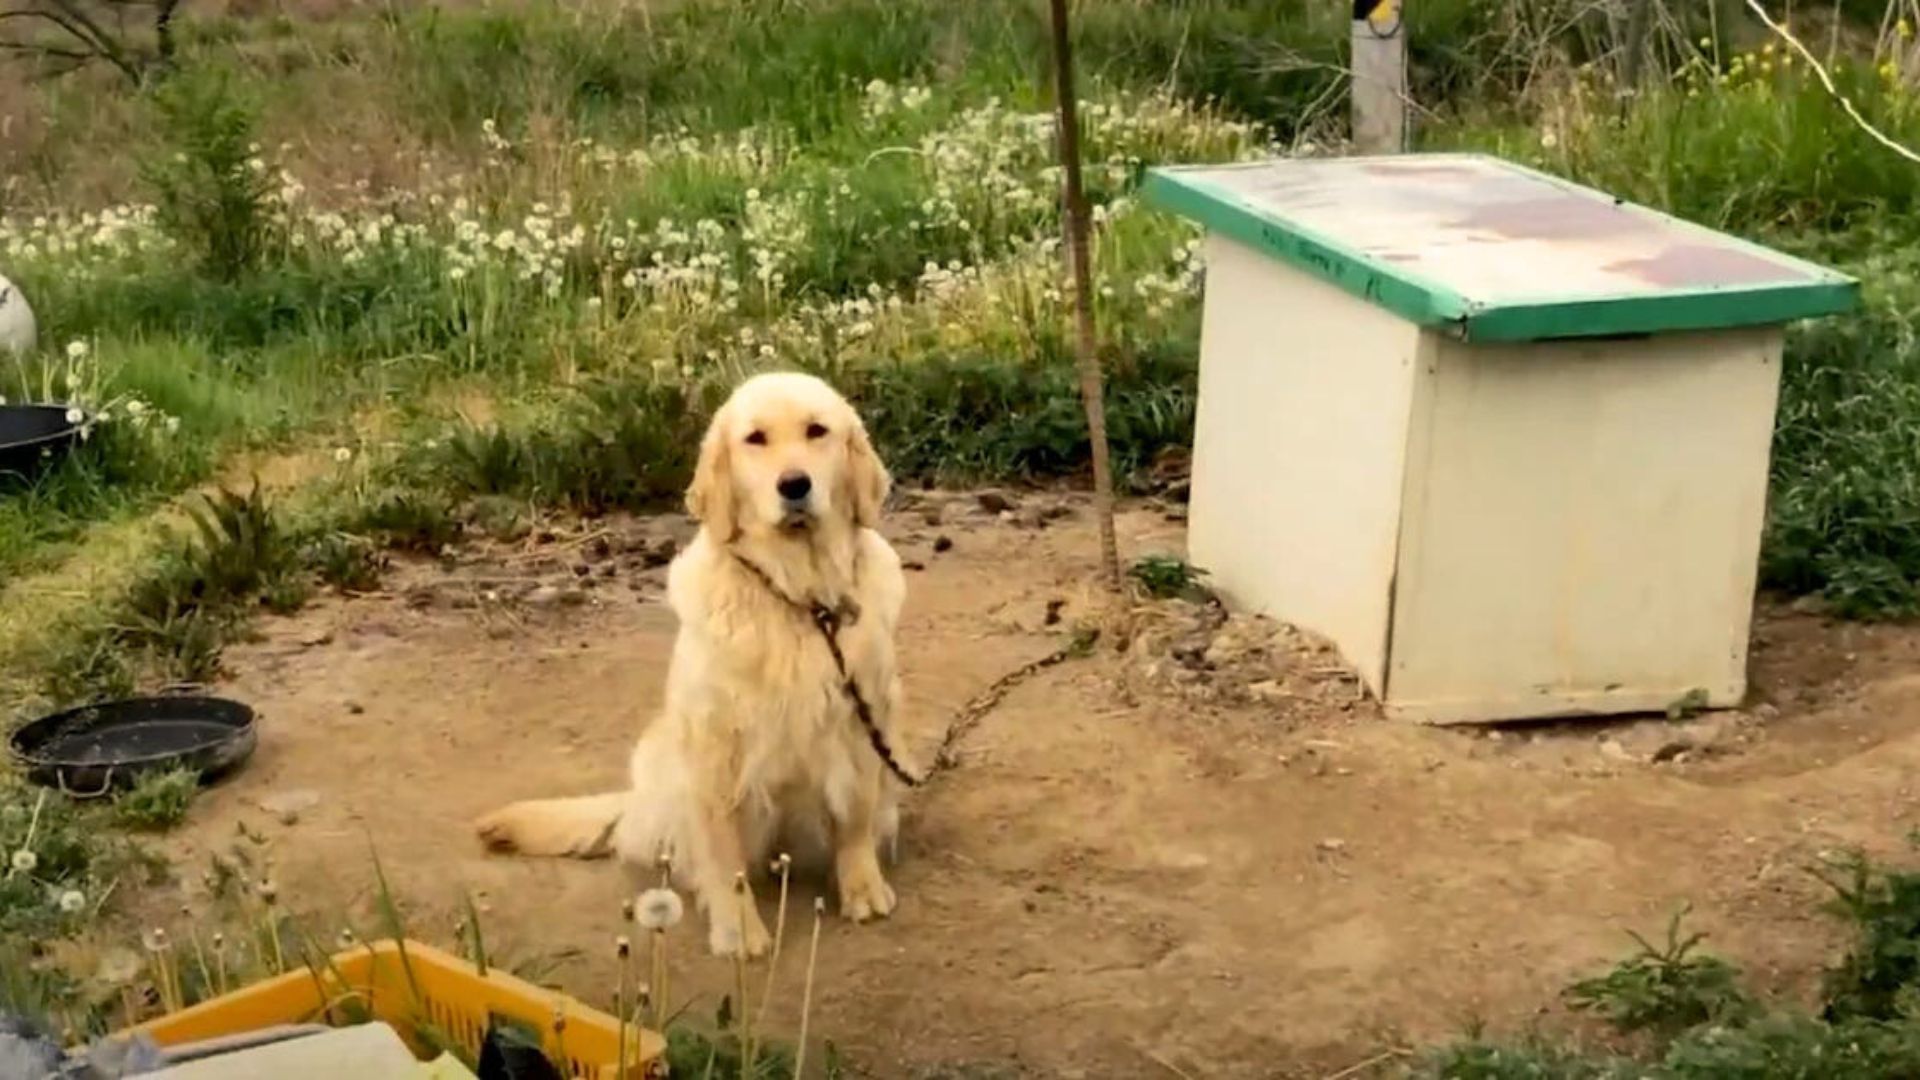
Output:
[187,925,212,1002]
[616,936,632,1080]
[733,872,753,1078]
[753,853,793,1045]
[793,898,826,1080]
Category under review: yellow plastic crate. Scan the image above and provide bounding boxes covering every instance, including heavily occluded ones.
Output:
[131,939,667,1079]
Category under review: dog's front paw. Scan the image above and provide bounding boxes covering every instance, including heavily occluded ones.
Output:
[708,907,773,959]
[838,863,897,923]
[473,812,520,853]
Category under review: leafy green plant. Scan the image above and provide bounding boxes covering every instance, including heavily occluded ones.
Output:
[39,483,306,702]
[140,67,276,281]
[1127,554,1208,601]
[1565,905,1754,1038]
[1817,850,1920,1022]
[303,533,385,592]
[113,767,200,830]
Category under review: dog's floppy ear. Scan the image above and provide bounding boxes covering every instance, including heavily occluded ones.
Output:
[687,403,737,541]
[845,412,890,529]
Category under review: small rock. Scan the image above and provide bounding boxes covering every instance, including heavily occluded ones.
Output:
[921,505,944,527]
[1316,838,1348,856]
[1044,598,1066,626]
[298,628,335,647]
[997,510,1015,524]
[1017,508,1048,529]
[977,491,1018,514]
[1652,737,1699,764]
[1247,679,1287,704]
[902,560,926,572]
[589,536,612,560]
[572,563,591,578]
[527,585,564,607]
[644,537,678,568]
[256,789,320,826]
[932,535,954,554]
[402,585,436,610]
[1599,738,1634,763]
[346,701,365,715]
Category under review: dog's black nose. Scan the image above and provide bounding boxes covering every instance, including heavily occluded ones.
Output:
[777,471,812,501]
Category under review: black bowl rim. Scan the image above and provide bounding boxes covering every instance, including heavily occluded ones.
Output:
[0,402,89,455]
[7,695,257,771]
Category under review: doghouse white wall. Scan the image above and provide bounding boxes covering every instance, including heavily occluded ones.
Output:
[1188,234,1785,723]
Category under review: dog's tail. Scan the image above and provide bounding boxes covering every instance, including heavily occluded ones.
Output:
[474,793,626,859]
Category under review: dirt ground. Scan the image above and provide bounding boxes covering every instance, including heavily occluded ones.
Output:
[135,490,1920,1078]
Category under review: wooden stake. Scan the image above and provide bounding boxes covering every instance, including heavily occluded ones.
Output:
[1350,0,1408,154]
[1047,0,1121,593]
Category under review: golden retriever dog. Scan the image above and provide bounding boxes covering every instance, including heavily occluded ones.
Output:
[474,371,915,958]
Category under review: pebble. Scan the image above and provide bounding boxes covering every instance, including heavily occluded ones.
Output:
[256,789,320,826]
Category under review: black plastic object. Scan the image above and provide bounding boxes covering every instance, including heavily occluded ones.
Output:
[477,1022,565,1080]
[7,695,257,796]
[0,403,85,481]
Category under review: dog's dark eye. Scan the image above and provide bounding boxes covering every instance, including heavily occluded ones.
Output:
[805,423,828,440]
[745,430,767,446]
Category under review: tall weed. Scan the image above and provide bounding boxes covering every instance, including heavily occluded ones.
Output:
[141,68,276,281]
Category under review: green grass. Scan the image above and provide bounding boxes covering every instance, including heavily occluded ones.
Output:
[9,1,1914,619]
[1418,850,1920,1078]
[112,767,200,831]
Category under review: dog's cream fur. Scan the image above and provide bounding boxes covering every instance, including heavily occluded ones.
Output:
[473,372,909,958]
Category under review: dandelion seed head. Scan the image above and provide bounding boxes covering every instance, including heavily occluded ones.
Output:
[634,887,684,930]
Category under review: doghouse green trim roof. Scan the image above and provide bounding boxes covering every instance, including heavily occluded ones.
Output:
[1142,154,1859,343]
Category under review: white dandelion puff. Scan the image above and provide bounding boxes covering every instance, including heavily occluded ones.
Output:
[634,888,684,931]
[66,340,88,360]
[64,408,84,425]
[333,447,353,464]
[9,850,36,874]
[58,889,86,914]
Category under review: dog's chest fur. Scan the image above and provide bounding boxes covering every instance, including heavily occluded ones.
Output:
[663,532,901,801]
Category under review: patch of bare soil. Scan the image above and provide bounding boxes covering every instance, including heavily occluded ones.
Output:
[138,491,1920,1078]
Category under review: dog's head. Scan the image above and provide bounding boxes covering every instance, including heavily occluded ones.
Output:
[687,372,890,542]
